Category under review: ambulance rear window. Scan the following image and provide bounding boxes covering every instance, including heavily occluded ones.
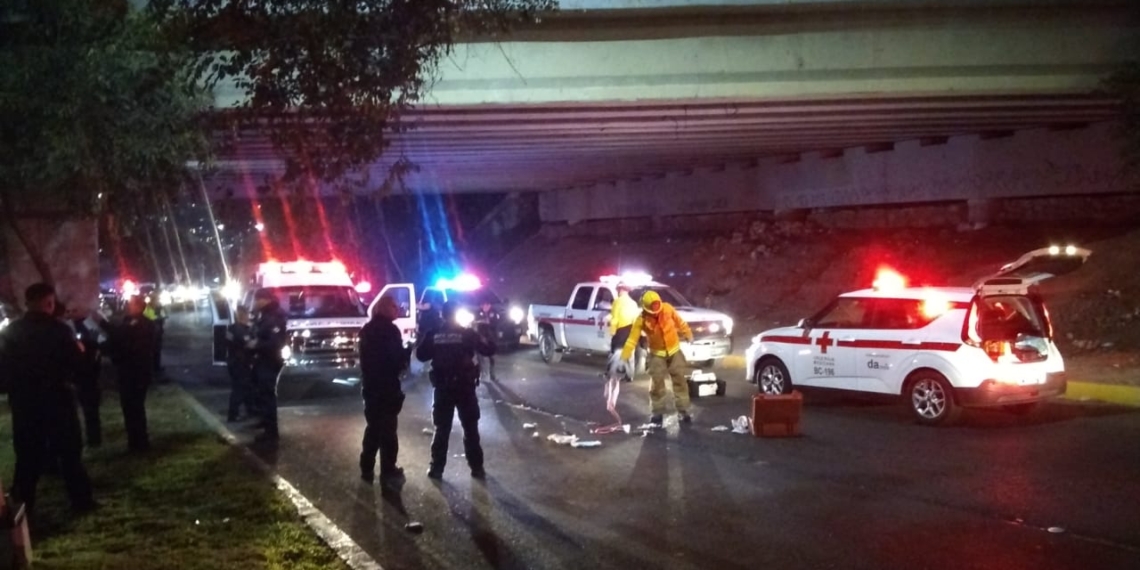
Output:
[975,295,1048,340]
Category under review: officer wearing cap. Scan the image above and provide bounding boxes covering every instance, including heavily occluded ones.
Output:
[248,288,288,442]
[415,302,495,480]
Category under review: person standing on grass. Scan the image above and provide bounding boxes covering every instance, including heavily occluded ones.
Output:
[248,288,288,443]
[70,305,107,448]
[225,306,256,422]
[0,283,96,515]
[99,296,157,452]
[358,295,410,486]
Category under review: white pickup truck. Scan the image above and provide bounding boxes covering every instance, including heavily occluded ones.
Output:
[527,276,735,370]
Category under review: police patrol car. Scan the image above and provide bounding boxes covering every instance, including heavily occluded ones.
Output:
[212,260,370,385]
[745,246,1091,425]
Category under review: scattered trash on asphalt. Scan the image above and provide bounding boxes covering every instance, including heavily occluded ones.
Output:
[422,428,434,435]
[1048,527,1065,534]
[571,440,602,448]
[637,423,660,431]
[547,434,578,446]
[732,416,752,434]
[453,454,466,458]
[222,518,230,524]
[531,431,541,438]
[405,522,424,534]
[711,425,730,432]
[522,422,537,429]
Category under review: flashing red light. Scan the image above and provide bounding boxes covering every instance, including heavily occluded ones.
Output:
[122,279,138,297]
[355,281,372,294]
[920,290,950,319]
[872,267,907,292]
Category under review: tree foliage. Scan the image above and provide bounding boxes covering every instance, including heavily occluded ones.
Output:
[0,0,213,283]
[155,0,556,191]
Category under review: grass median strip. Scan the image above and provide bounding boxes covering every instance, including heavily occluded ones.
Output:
[0,386,350,570]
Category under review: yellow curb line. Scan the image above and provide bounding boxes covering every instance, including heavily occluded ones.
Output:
[1065,381,1140,407]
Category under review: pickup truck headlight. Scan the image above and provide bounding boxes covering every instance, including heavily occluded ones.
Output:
[455,308,475,328]
[509,306,525,324]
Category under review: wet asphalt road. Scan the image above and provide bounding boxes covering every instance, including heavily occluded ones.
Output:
[164,310,1140,570]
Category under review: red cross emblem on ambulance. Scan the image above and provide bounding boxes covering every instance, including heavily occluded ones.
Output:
[815,331,834,354]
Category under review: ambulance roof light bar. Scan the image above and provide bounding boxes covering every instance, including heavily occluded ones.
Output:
[259,260,348,276]
[872,267,907,292]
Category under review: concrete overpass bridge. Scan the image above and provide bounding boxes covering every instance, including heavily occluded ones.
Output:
[204,0,1137,224]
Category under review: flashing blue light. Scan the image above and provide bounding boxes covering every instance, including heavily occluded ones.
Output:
[434,273,482,292]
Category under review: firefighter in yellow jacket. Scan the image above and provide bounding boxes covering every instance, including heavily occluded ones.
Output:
[608,284,641,382]
[620,290,694,425]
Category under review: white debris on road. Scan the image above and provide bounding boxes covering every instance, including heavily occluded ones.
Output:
[547,434,578,446]
[711,426,730,432]
[522,422,537,429]
[731,416,752,435]
[571,440,602,448]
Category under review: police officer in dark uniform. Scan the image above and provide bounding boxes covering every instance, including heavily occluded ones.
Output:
[71,307,105,448]
[358,295,410,486]
[102,296,157,452]
[225,306,256,422]
[415,302,495,480]
[0,283,96,515]
[249,288,288,442]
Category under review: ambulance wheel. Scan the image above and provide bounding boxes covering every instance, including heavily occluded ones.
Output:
[539,329,562,364]
[906,372,960,426]
[755,358,792,395]
[715,379,727,397]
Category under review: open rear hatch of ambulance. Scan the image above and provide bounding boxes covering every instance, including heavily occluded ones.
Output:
[965,246,1091,363]
[972,246,1092,296]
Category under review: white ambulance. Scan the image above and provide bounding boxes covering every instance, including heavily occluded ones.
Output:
[212,260,370,385]
[744,246,1090,425]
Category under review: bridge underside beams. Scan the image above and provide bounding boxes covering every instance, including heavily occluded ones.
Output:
[537,121,1127,223]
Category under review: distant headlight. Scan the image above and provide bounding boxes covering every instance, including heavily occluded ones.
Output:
[456,308,475,328]
[509,306,525,324]
[708,322,721,334]
[159,291,173,306]
[724,317,734,336]
[280,345,293,361]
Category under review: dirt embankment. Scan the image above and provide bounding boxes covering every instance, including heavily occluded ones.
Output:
[494,220,1140,384]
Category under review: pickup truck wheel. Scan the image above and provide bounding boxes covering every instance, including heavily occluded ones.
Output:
[907,372,961,426]
[539,329,562,364]
[755,359,792,395]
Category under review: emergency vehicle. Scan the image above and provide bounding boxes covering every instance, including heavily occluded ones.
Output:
[211,260,369,384]
[745,246,1090,425]
[368,273,527,349]
[528,272,735,370]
